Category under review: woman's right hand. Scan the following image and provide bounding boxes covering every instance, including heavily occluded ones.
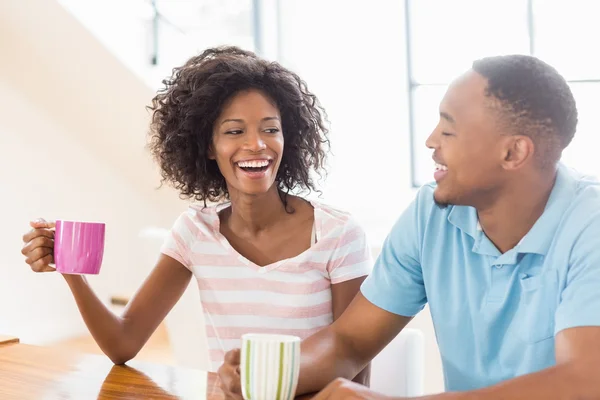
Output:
[21,218,56,272]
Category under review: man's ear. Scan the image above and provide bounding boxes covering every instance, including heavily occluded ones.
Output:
[502,135,534,170]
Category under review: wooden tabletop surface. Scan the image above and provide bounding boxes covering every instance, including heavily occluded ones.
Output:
[0,335,20,346]
[0,342,223,399]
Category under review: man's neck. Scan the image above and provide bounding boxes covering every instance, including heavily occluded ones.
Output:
[476,171,557,254]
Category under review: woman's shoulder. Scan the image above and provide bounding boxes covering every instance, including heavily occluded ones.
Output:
[171,202,226,237]
[309,199,365,235]
[311,200,351,220]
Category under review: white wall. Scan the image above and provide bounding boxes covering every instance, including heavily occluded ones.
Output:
[0,0,187,344]
[278,1,444,394]
[0,80,152,342]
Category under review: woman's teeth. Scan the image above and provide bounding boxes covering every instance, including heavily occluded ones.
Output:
[435,163,448,171]
[237,160,270,168]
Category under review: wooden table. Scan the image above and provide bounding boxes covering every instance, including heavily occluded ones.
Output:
[0,335,19,346]
[0,342,223,399]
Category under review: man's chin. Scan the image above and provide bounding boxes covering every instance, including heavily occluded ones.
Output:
[433,189,451,209]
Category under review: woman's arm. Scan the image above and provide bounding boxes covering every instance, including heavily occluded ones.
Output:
[331,276,370,385]
[64,254,192,364]
[22,219,194,364]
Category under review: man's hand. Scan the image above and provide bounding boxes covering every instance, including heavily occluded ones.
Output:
[218,349,243,400]
[313,378,393,400]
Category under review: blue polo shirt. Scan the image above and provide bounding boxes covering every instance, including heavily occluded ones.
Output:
[361,164,600,391]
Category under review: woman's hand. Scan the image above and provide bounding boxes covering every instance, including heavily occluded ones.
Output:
[21,218,56,272]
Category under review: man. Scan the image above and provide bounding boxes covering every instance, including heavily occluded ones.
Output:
[219,55,600,399]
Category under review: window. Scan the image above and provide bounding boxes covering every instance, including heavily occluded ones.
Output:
[407,0,600,186]
[150,0,257,85]
[58,0,263,89]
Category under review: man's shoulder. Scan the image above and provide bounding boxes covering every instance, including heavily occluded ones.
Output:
[561,166,600,223]
[412,182,438,214]
[571,171,600,208]
[413,182,458,224]
[552,167,600,252]
[387,182,456,241]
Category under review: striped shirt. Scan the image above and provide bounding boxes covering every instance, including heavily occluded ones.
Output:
[160,201,373,371]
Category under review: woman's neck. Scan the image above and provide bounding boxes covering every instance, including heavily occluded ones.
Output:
[225,187,290,236]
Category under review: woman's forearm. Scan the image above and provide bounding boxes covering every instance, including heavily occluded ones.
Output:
[63,274,137,364]
[61,256,192,365]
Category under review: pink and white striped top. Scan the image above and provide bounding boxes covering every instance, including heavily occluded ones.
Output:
[160,201,372,371]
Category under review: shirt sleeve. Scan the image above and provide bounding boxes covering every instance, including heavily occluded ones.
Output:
[555,212,600,334]
[360,185,433,317]
[160,210,195,270]
[327,217,373,284]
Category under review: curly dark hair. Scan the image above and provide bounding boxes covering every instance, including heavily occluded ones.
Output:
[148,46,329,204]
[472,54,578,165]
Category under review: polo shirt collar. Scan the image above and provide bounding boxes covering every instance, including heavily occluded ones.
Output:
[447,163,577,256]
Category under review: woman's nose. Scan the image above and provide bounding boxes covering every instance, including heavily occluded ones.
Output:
[244,131,266,151]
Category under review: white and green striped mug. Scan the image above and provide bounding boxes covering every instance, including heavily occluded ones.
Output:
[240,333,301,400]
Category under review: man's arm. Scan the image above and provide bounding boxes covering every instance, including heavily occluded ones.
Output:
[296,292,412,395]
[314,326,600,400]
[415,326,600,400]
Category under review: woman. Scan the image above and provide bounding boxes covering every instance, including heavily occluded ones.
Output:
[21,46,372,376]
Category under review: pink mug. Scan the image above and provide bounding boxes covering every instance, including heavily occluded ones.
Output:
[54,220,105,275]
